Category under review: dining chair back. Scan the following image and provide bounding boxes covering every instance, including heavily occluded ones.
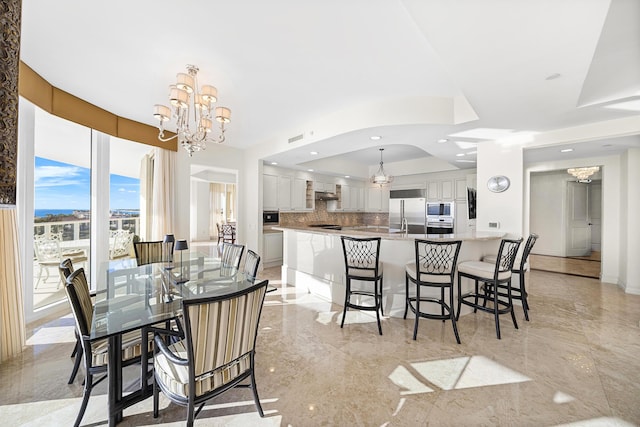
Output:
[220,243,245,277]
[243,250,261,282]
[152,279,269,425]
[134,240,165,266]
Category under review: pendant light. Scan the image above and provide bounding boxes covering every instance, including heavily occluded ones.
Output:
[370,148,394,186]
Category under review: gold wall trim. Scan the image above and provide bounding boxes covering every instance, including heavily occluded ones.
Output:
[18,61,177,151]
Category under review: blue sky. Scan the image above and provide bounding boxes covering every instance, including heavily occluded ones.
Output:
[34,157,139,210]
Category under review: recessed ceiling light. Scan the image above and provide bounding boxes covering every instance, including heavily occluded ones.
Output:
[370,136,382,140]
[545,73,562,80]
[437,138,448,143]
[310,151,319,155]
[456,159,476,163]
[270,162,278,165]
[345,175,350,178]
[560,148,574,153]
[456,153,465,157]
[307,169,314,172]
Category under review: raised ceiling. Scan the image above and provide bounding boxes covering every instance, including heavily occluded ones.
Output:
[20,0,640,178]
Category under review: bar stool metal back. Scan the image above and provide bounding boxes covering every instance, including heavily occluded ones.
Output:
[456,238,522,339]
[483,233,538,320]
[340,236,384,335]
[404,239,463,343]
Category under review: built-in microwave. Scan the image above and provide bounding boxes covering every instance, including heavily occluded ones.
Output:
[427,202,453,217]
[263,211,280,224]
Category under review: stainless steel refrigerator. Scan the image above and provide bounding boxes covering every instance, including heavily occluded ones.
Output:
[389,189,427,233]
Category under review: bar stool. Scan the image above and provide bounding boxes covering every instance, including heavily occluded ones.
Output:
[456,238,522,339]
[482,234,538,321]
[340,236,384,335]
[404,239,463,343]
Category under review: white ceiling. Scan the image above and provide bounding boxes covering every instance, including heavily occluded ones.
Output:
[20,0,640,179]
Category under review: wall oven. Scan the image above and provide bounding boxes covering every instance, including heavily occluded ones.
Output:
[263,211,280,225]
[426,202,454,234]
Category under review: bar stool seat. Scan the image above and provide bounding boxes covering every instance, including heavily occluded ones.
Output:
[340,236,384,335]
[456,238,522,339]
[404,239,463,343]
[481,234,538,321]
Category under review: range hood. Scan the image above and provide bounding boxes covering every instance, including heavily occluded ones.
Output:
[315,191,339,201]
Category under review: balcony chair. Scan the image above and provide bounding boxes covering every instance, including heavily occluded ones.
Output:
[109,229,135,260]
[34,233,87,288]
[482,233,539,321]
[152,279,269,426]
[456,238,522,339]
[340,236,384,335]
[404,239,463,343]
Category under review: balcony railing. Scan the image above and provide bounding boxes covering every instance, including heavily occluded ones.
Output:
[34,217,140,241]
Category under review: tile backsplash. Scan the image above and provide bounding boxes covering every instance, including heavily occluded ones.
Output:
[279,199,388,227]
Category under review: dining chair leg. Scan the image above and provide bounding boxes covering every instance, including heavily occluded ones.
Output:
[250,368,264,416]
[493,281,501,339]
[340,279,350,328]
[412,284,420,340]
[449,286,461,344]
[153,377,159,418]
[68,344,82,384]
[520,273,530,321]
[508,280,519,330]
[74,373,92,427]
[403,274,409,319]
[378,276,384,316]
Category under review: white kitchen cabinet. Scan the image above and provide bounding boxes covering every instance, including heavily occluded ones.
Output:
[455,200,468,234]
[427,179,454,201]
[263,174,278,211]
[263,173,293,211]
[365,186,389,212]
[291,178,314,211]
[263,231,283,266]
[342,185,351,211]
[314,181,336,193]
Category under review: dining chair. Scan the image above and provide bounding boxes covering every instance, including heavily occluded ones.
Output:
[152,279,270,426]
[134,240,165,266]
[456,238,522,339]
[59,258,98,384]
[340,236,384,335]
[404,239,463,343]
[482,233,539,320]
[220,223,236,244]
[64,268,148,427]
[243,249,261,283]
[109,229,135,260]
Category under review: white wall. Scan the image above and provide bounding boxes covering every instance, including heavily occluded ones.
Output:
[621,148,640,294]
[477,142,524,237]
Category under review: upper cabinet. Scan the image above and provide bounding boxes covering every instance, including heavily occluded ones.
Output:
[365,186,389,212]
[276,175,292,211]
[291,178,314,211]
[263,174,279,211]
[426,179,454,201]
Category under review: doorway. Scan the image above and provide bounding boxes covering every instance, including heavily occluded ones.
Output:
[529,170,602,278]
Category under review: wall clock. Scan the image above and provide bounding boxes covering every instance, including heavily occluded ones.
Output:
[487,175,510,193]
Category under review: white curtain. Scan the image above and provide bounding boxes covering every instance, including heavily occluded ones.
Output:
[151,148,176,240]
[210,183,225,238]
[0,207,25,362]
[139,153,154,241]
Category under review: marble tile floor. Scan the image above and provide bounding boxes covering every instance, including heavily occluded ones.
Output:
[1,267,639,426]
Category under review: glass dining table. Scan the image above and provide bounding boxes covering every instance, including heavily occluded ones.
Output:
[91,252,266,426]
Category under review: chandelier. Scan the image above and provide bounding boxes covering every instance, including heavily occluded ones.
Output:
[371,148,394,185]
[153,65,231,156]
[567,166,599,183]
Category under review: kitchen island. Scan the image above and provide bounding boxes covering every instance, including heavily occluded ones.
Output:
[275,225,508,318]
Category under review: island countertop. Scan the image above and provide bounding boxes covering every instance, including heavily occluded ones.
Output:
[273,224,505,242]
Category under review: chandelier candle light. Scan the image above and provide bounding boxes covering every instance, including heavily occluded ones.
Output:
[153,65,231,156]
[371,148,394,186]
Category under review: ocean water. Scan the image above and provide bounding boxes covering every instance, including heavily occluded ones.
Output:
[34,209,77,218]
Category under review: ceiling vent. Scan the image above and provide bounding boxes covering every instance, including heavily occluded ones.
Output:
[288,133,304,144]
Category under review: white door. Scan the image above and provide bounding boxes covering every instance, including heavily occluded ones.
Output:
[590,181,602,252]
[566,182,591,257]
